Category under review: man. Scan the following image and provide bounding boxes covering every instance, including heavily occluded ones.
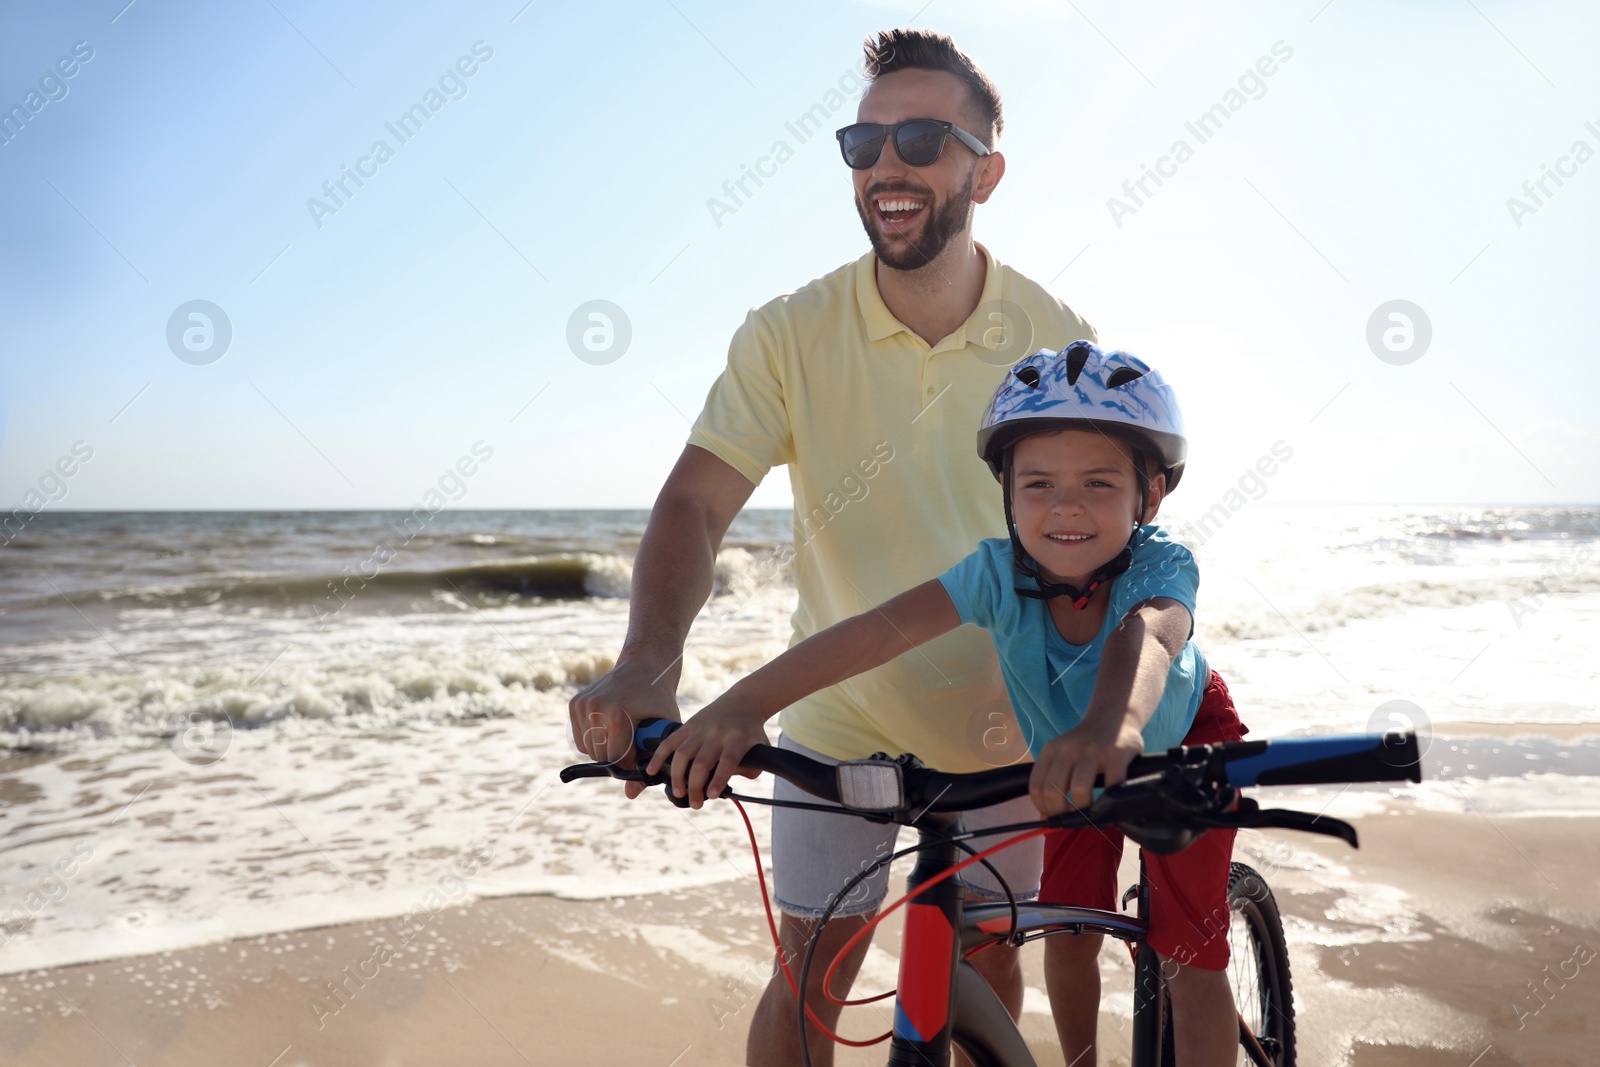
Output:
[570,28,1096,1066]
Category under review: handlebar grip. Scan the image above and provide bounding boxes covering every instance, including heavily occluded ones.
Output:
[634,717,681,756]
[632,720,842,802]
[1221,732,1423,788]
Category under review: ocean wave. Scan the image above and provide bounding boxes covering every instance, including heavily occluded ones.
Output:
[0,617,788,754]
[13,553,640,615]
[1203,570,1600,642]
[711,545,794,601]
[4,545,801,621]
[448,533,532,547]
[0,646,613,751]
[1397,507,1599,542]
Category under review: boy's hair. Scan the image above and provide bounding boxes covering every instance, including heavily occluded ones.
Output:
[862,29,1003,147]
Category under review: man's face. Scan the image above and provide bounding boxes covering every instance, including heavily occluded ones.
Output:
[851,69,999,271]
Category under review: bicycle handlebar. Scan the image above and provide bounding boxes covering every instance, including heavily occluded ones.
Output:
[560,720,1422,830]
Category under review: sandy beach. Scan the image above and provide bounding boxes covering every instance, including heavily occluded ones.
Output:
[3,765,1595,1067]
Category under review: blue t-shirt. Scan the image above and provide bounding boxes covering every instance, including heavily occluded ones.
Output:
[937,527,1209,757]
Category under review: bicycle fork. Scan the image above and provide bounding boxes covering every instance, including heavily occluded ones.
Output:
[1129,853,1168,1067]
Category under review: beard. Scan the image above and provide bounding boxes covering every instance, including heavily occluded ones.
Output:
[855,170,976,271]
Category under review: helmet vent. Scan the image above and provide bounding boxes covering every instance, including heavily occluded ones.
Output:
[1013,365,1041,388]
[1106,367,1145,389]
[1065,345,1091,385]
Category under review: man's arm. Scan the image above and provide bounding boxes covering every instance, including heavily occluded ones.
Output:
[568,445,755,779]
[1028,598,1191,815]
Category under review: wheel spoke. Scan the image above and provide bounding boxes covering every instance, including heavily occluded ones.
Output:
[1226,864,1294,1067]
[1229,905,1271,1063]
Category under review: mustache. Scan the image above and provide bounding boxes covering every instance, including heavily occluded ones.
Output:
[863,183,934,202]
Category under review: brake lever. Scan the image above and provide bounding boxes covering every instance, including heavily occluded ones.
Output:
[557,761,692,807]
[558,763,616,784]
[1245,808,1358,847]
[1202,798,1360,848]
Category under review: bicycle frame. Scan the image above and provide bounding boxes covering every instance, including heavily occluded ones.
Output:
[864,814,1275,1067]
[871,810,1169,1067]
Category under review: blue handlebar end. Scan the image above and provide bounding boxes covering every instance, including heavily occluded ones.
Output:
[1223,732,1422,788]
[634,718,681,755]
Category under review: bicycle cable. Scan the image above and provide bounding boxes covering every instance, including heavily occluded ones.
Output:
[790,807,1135,1065]
[720,789,871,817]
[723,789,1043,1065]
[724,786,1028,956]
[728,797,888,1050]
[672,749,1242,1061]
[817,829,1051,1023]
[796,827,1051,1067]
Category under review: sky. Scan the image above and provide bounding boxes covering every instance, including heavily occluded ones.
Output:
[1,0,1597,513]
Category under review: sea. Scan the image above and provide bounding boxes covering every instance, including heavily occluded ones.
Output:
[1,506,1597,977]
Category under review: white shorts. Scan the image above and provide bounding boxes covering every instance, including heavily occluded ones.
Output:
[770,734,1043,918]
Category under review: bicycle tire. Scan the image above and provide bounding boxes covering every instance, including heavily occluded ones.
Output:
[1159,985,1176,1067]
[1226,862,1295,1067]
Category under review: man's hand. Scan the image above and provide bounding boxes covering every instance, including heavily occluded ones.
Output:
[568,445,756,799]
[568,658,682,800]
[1029,717,1146,816]
[645,701,767,809]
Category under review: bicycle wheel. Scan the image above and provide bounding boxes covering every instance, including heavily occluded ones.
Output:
[1226,862,1295,1067]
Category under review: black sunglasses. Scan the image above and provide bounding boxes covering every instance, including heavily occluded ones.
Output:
[835,118,992,170]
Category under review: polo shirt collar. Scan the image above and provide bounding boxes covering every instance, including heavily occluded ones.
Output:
[855,242,1004,354]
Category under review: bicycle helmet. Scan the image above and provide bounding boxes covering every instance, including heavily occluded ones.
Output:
[976,341,1188,607]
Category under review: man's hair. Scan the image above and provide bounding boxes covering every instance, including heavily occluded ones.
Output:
[862,29,1003,147]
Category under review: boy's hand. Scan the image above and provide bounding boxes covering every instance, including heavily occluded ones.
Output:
[645,701,767,809]
[1029,718,1146,816]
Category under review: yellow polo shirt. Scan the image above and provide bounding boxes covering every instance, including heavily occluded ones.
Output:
[688,244,1096,772]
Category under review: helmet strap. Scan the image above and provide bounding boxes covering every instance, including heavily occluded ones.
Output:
[1004,447,1139,611]
[1131,446,1151,528]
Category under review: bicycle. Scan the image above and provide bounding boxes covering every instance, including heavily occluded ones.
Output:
[563,724,1423,1067]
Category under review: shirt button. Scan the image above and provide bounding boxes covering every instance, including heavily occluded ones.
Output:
[926,385,936,395]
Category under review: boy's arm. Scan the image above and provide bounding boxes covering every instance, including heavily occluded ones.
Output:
[647,578,962,807]
[1029,597,1191,815]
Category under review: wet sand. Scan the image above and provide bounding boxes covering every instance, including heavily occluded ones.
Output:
[2,798,1594,1067]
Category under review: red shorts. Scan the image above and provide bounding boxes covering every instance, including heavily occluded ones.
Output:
[1039,671,1248,971]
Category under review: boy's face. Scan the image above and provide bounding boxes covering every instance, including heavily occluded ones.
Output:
[1009,429,1165,586]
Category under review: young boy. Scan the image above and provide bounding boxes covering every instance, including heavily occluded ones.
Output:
[646,340,1247,1066]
